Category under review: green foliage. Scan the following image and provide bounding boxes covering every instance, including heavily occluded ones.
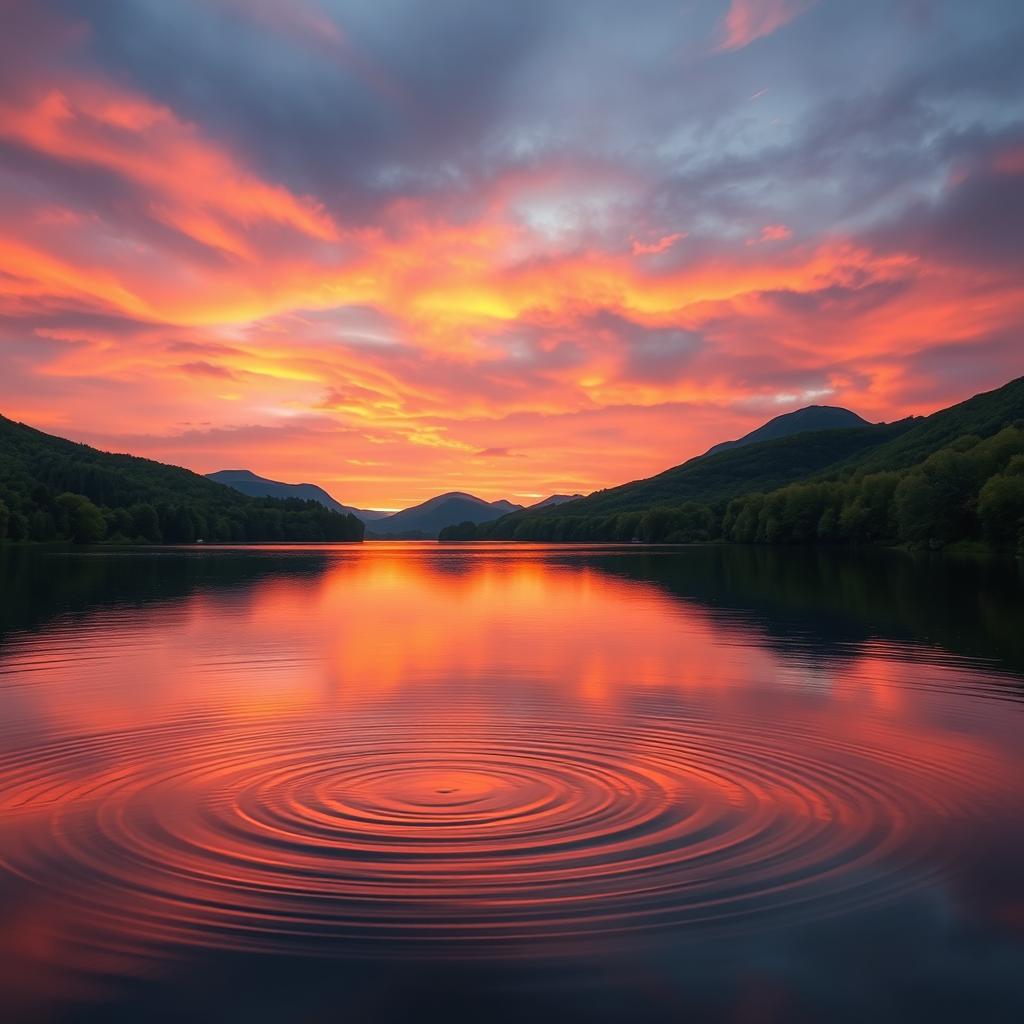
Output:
[477,377,1024,551]
[737,426,1024,550]
[486,423,910,537]
[56,493,106,544]
[438,520,479,541]
[817,506,839,542]
[639,502,715,543]
[130,503,162,542]
[725,494,764,544]
[978,471,1024,546]
[0,415,364,545]
[838,472,899,543]
[834,376,1024,475]
[482,376,1024,543]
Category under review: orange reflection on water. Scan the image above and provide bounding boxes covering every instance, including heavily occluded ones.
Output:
[0,544,1022,1013]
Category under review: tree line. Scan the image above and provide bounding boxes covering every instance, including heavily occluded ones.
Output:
[0,417,364,544]
[0,489,364,544]
[449,426,1024,554]
[0,486,365,545]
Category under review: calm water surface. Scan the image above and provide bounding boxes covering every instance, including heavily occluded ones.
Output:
[1,543,1023,1022]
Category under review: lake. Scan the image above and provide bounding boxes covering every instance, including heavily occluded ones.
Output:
[1,543,1023,1022]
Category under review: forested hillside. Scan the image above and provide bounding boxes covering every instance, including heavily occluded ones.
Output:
[472,423,909,538]
[0,416,364,544]
[831,376,1024,474]
[464,376,1024,551]
[532,422,910,520]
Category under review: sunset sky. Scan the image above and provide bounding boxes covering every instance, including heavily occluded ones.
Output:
[1,1,1022,509]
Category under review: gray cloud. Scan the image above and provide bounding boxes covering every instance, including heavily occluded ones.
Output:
[6,0,1017,259]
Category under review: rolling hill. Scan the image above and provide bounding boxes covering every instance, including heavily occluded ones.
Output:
[478,375,1024,543]
[829,375,1024,475]
[483,421,910,533]
[528,493,586,509]
[0,416,364,543]
[207,469,389,522]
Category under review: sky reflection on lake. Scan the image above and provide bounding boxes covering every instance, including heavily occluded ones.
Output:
[1,544,1022,1022]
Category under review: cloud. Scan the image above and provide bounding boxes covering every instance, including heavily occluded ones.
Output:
[476,447,524,458]
[869,133,1024,269]
[0,0,1022,506]
[716,0,817,52]
[179,361,239,380]
[631,232,687,255]
[0,85,338,249]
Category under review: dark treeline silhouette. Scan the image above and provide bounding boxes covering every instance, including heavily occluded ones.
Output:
[460,376,1024,552]
[0,415,364,545]
[458,426,1024,553]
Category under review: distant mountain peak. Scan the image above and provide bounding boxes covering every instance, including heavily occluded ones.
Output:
[211,469,261,480]
[369,490,524,538]
[529,493,585,510]
[429,490,480,503]
[704,405,869,457]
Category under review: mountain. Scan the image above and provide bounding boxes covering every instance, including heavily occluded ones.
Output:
[370,491,524,538]
[206,469,389,522]
[704,405,869,456]
[0,416,364,543]
[484,422,908,534]
[479,375,1024,542]
[529,493,585,510]
[488,498,523,515]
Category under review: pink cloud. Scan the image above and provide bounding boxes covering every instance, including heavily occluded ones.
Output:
[631,232,687,256]
[993,146,1024,176]
[716,0,817,52]
[747,223,793,244]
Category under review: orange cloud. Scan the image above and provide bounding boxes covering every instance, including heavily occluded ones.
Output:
[0,85,337,248]
[1,7,1022,509]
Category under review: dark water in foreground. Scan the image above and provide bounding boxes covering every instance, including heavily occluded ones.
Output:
[1,543,1023,1023]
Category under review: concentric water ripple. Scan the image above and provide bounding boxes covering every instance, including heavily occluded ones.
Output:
[0,702,999,959]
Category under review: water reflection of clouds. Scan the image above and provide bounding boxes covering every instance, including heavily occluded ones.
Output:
[0,546,1022,1020]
